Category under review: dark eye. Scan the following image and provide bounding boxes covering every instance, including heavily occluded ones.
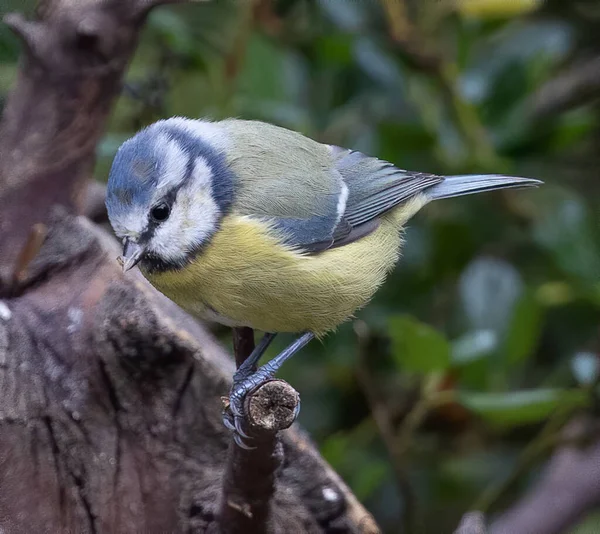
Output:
[151,203,170,222]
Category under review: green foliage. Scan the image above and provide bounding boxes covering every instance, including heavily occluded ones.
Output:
[3,0,599,531]
[459,389,587,427]
[502,291,543,366]
[389,315,451,373]
[321,423,390,501]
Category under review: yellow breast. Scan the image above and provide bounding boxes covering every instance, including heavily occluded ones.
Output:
[144,198,425,335]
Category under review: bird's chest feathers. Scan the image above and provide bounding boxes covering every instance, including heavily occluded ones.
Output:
[144,215,302,327]
[144,213,403,333]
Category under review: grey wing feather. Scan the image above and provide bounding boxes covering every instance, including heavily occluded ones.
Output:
[264,214,343,250]
[252,169,347,251]
[257,146,442,253]
[330,146,442,228]
[299,147,441,252]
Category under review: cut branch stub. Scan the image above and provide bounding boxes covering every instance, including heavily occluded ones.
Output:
[246,379,300,433]
[219,381,300,534]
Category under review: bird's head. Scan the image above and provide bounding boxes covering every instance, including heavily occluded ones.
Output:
[105,118,234,273]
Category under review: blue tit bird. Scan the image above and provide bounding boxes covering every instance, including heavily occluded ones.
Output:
[105,117,541,447]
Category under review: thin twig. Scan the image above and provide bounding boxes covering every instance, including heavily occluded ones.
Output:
[354,322,416,533]
[220,379,300,534]
[232,327,256,369]
[490,417,600,534]
[473,405,590,514]
[354,322,456,533]
[221,330,300,533]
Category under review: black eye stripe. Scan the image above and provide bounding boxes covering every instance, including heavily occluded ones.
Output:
[137,123,234,248]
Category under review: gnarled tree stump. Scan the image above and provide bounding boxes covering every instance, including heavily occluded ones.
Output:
[0,1,379,533]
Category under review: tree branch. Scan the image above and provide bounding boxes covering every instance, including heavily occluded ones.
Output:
[529,55,600,119]
[232,326,256,368]
[0,1,144,288]
[220,380,300,534]
[222,329,302,533]
[82,180,108,224]
[490,417,600,534]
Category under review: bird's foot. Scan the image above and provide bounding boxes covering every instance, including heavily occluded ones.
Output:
[222,368,301,449]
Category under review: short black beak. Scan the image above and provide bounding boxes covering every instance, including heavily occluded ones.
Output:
[119,238,145,272]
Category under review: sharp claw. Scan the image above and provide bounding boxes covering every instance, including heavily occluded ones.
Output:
[234,433,256,450]
[230,398,244,417]
[234,416,251,439]
[222,413,236,432]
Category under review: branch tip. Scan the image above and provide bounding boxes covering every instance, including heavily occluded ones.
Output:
[3,13,48,60]
[246,379,299,433]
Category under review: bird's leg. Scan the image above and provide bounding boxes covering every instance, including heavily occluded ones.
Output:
[233,332,277,384]
[224,331,315,448]
[223,332,277,441]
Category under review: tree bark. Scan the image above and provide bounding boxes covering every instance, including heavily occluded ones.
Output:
[0,1,380,532]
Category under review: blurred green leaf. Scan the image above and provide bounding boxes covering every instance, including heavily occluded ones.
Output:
[502,291,543,365]
[457,0,542,18]
[353,37,403,88]
[532,187,600,284]
[389,315,451,373]
[147,8,194,56]
[321,424,388,501]
[550,109,596,151]
[452,329,498,365]
[462,20,573,105]
[0,25,21,63]
[569,512,600,534]
[317,0,369,32]
[459,389,587,426]
[238,35,289,102]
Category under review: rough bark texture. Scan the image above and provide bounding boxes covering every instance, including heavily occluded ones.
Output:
[220,380,301,534]
[0,1,379,533]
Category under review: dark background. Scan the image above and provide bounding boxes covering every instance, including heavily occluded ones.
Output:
[2,0,600,532]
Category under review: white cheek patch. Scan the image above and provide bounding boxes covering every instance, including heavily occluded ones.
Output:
[146,158,220,263]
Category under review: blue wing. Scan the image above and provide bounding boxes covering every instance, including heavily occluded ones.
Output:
[260,146,442,253]
[330,146,442,228]
[259,146,539,253]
